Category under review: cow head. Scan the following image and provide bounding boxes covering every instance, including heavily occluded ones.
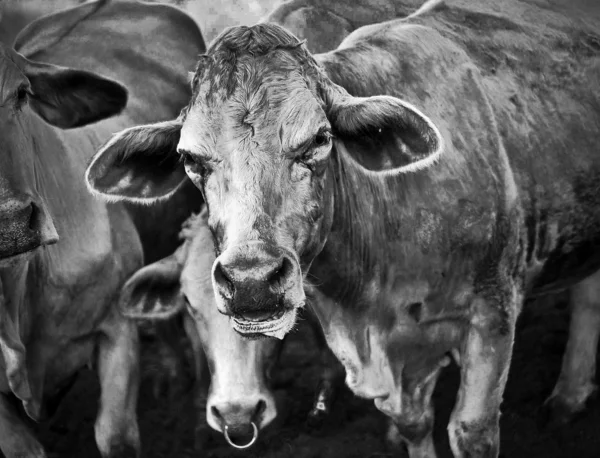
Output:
[0,43,127,266]
[85,24,443,339]
[118,210,280,448]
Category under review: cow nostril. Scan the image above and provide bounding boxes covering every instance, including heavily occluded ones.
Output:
[254,399,266,420]
[211,405,224,424]
[213,261,235,299]
[28,203,39,231]
[267,256,293,286]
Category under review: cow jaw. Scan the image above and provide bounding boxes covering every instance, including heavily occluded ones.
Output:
[232,307,298,340]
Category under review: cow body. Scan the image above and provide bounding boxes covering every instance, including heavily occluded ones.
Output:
[263,0,431,53]
[0,1,204,457]
[309,4,600,454]
[84,1,600,457]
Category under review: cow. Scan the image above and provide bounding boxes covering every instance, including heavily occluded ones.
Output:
[118,209,280,449]
[0,0,205,456]
[0,0,206,404]
[84,0,600,457]
[263,0,439,53]
[0,0,80,45]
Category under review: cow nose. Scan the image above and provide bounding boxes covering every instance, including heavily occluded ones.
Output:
[213,248,295,318]
[0,196,58,260]
[207,397,276,449]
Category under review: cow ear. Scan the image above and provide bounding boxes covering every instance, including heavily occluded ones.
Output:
[118,255,185,320]
[23,59,128,129]
[85,120,186,204]
[327,92,444,173]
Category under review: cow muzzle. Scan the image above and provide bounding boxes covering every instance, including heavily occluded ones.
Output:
[0,194,58,264]
[207,394,277,449]
[211,242,304,339]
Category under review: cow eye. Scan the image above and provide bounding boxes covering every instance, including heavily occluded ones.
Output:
[313,131,331,148]
[15,85,31,108]
[181,151,210,179]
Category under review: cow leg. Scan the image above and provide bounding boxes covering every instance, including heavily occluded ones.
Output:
[384,359,448,458]
[448,291,519,458]
[543,269,600,425]
[387,419,437,458]
[0,392,46,458]
[305,309,345,427]
[94,315,140,458]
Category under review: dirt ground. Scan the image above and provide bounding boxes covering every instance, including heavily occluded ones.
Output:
[27,292,600,458]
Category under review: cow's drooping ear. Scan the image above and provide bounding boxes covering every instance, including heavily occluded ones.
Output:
[85,120,186,204]
[118,255,185,320]
[325,87,444,174]
[23,58,128,129]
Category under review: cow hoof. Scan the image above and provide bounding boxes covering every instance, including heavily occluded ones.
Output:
[540,391,597,429]
[106,443,139,458]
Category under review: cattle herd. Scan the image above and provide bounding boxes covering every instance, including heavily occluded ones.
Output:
[0,0,599,457]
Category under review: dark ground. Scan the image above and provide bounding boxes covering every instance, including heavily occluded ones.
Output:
[28,292,600,458]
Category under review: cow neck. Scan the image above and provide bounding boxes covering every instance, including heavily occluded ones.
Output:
[28,111,115,284]
[310,145,421,309]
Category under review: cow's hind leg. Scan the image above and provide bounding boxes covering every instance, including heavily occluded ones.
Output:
[94,313,140,458]
[448,285,520,458]
[543,268,600,426]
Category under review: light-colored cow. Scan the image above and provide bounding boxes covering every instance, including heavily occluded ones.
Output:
[0,1,204,456]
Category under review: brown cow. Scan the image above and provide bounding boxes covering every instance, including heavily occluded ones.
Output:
[85,0,600,457]
[0,0,204,456]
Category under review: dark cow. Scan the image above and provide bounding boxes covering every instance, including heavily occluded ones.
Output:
[85,0,600,457]
[0,0,204,457]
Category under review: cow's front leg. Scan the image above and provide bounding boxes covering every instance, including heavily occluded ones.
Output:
[381,358,449,458]
[543,268,600,425]
[0,392,46,458]
[94,314,140,458]
[448,292,519,458]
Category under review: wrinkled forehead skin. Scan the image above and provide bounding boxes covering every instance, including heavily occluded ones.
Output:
[182,27,327,154]
[179,25,333,254]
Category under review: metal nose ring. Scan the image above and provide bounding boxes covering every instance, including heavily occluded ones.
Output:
[223,421,259,449]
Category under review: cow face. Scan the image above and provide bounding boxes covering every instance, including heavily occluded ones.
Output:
[85,24,443,339]
[0,43,127,265]
[118,211,279,446]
